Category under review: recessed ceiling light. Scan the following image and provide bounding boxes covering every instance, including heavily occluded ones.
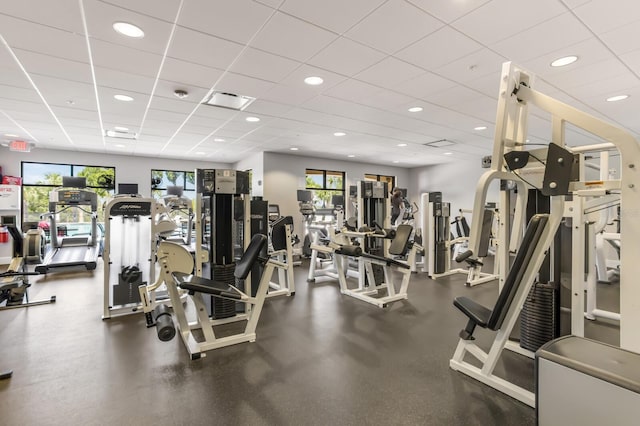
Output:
[114,126,129,132]
[408,107,423,112]
[4,133,19,137]
[334,132,346,137]
[551,55,578,67]
[115,144,126,148]
[392,160,400,163]
[398,143,408,147]
[443,152,453,155]
[304,76,324,86]
[347,154,355,158]
[246,116,260,122]
[606,94,629,102]
[474,126,487,131]
[114,94,134,102]
[290,147,299,151]
[195,151,205,155]
[113,22,145,38]
[214,138,225,142]
[1,142,8,147]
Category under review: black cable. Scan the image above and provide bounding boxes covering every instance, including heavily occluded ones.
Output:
[528,152,546,166]
[584,203,621,216]
[510,170,541,190]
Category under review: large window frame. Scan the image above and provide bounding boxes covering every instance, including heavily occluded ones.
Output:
[305,169,345,208]
[151,169,196,200]
[20,161,116,228]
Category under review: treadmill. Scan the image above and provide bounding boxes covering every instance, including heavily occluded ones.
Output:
[35,177,100,274]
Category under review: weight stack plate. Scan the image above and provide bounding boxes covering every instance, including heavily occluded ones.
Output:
[211,263,236,319]
[520,283,558,352]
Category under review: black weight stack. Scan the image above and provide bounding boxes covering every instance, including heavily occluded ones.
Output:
[211,263,236,319]
[520,282,559,352]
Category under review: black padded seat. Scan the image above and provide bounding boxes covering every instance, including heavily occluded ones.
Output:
[271,216,293,251]
[389,224,412,256]
[453,214,549,339]
[173,272,243,300]
[453,296,491,327]
[173,233,268,300]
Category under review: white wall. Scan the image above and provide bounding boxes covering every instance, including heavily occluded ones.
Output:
[408,158,499,216]
[263,152,410,230]
[233,151,264,197]
[0,148,231,197]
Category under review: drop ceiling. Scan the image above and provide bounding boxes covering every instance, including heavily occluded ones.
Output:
[0,0,638,167]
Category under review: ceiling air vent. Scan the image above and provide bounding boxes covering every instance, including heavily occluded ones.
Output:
[202,91,256,111]
[105,130,137,140]
[423,139,455,147]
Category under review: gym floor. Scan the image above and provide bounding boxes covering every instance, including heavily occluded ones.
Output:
[0,259,619,425]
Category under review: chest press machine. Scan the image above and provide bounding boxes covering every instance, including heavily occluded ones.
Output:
[448,61,640,408]
[139,234,276,360]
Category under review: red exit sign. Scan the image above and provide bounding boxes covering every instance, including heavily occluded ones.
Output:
[9,140,32,152]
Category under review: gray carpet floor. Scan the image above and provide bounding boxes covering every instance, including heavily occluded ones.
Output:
[0,258,619,425]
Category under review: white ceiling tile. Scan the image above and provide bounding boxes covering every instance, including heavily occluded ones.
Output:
[280,0,385,34]
[543,58,630,90]
[160,58,223,88]
[574,0,640,33]
[355,57,424,88]
[322,79,385,103]
[230,48,301,82]
[307,37,386,77]
[251,12,337,62]
[97,0,182,21]
[449,96,498,122]
[214,73,276,98]
[0,84,42,104]
[562,0,593,8]
[360,89,415,110]
[407,0,491,23]
[90,39,163,77]
[600,20,640,56]
[452,0,566,45]
[278,64,347,93]
[427,85,487,108]
[491,12,593,63]
[0,0,84,33]
[12,50,93,84]
[0,15,88,63]
[84,1,176,56]
[394,71,457,98]
[465,72,502,98]
[521,38,614,77]
[94,67,156,95]
[433,48,506,84]
[167,26,244,71]
[346,0,444,54]
[179,0,274,44]
[243,99,294,117]
[30,76,95,110]
[261,85,321,106]
[153,81,209,104]
[395,26,483,71]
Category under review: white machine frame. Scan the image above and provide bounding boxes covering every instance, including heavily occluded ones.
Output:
[450,61,640,407]
[139,240,277,360]
[266,220,295,298]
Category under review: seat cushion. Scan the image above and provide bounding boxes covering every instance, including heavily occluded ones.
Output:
[453,296,491,328]
[361,253,411,269]
[173,272,243,300]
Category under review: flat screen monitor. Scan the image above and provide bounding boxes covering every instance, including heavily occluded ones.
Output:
[167,185,184,197]
[297,190,313,202]
[268,204,280,215]
[62,176,86,188]
[331,195,344,207]
[399,188,407,198]
[118,183,138,194]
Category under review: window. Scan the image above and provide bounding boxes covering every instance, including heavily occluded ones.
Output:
[151,169,195,199]
[21,161,115,228]
[305,169,345,208]
[364,174,395,192]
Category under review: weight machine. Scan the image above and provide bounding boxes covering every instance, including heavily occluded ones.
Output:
[102,196,175,319]
[162,185,194,247]
[449,61,640,407]
[0,215,55,310]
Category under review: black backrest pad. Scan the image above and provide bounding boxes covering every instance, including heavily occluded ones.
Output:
[460,216,470,237]
[235,234,268,280]
[477,209,494,258]
[271,215,293,251]
[389,224,413,256]
[487,214,549,331]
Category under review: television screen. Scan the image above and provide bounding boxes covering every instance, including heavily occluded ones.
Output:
[297,190,313,202]
[118,183,138,195]
[62,176,86,188]
[167,185,184,197]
